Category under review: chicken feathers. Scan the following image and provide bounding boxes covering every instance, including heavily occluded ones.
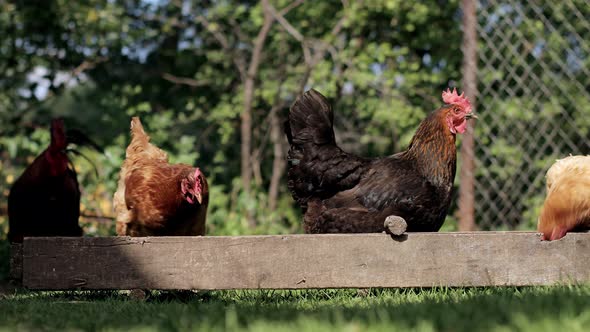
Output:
[284,89,476,233]
[113,117,208,236]
[538,155,590,241]
[8,119,83,242]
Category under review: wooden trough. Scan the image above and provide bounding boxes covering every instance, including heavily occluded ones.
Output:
[9,232,590,290]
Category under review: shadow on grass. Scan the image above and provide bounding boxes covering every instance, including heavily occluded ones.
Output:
[1,237,589,331]
[0,286,589,331]
[0,240,9,281]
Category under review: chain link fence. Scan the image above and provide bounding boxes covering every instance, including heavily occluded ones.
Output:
[472,0,590,229]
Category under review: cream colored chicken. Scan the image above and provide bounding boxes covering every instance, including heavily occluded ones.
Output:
[538,155,590,240]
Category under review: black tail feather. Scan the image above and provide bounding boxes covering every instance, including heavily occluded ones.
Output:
[284,119,293,145]
[287,89,336,147]
[285,89,367,210]
[66,148,100,178]
[66,128,104,154]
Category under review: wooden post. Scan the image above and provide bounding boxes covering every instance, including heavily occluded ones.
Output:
[458,0,478,231]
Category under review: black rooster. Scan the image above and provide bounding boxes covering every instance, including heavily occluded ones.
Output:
[284,89,476,234]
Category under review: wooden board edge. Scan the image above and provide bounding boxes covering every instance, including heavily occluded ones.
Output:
[20,232,590,290]
[9,243,23,282]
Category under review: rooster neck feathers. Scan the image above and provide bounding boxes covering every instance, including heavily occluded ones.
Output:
[45,119,69,176]
[404,108,457,186]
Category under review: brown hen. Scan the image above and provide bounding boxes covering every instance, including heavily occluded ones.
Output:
[113,117,209,236]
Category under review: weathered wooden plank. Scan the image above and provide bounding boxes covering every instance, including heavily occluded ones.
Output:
[9,243,23,281]
[22,232,590,290]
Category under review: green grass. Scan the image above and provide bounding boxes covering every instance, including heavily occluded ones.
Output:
[1,286,589,331]
[0,239,588,331]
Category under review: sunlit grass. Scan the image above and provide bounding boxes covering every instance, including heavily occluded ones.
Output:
[1,286,589,331]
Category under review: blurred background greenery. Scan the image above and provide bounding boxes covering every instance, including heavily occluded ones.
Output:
[0,0,465,238]
[0,0,588,240]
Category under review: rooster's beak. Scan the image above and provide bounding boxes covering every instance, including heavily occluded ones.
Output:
[465,112,478,120]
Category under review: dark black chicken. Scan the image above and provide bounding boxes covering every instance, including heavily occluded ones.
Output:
[7,119,101,242]
[284,89,476,233]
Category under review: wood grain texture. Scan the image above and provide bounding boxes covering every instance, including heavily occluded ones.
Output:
[21,232,590,290]
[9,243,23,281]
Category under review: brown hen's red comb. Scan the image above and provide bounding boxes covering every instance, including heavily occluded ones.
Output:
[194,168,203,192]
[442,88,472,114]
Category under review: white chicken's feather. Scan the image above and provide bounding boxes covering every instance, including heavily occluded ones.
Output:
[546,155,590,190]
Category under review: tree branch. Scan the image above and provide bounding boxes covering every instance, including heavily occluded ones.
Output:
[266,2,305,42]
[80,213,115,222]
[264,0,358,94]
[241,0,276,228]
[161,72,209,87]
[279,0,305,15]
[228,17,250,43]
[72,56,108,77]
[195,14,247,79]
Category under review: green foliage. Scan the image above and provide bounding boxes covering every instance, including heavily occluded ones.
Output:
[0,0,471,237]
[5,0,585,233]
[5,0,580,235]
[475,1,590,229]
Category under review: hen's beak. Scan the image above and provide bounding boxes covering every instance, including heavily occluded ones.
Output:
[195,192,203,204]
[465,112,478,120]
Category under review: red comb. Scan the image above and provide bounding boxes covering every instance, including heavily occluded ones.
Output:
[194,168,203,191]
[442,88,472,114]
